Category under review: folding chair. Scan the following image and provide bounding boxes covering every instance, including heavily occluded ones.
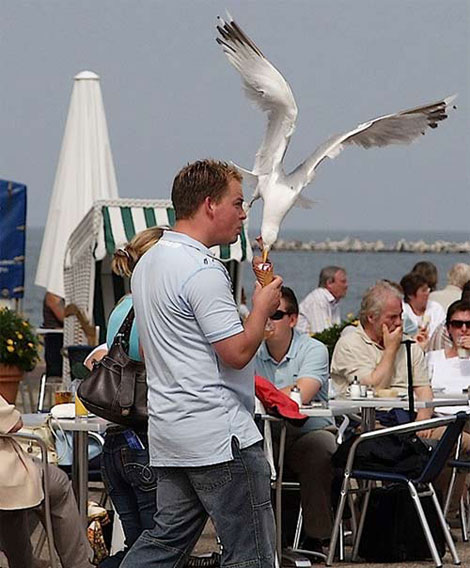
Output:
[0,431,58,568]
[327,412,468,568]
[255,401,286,568]
[284,414,359,564]
[444,432,470,541]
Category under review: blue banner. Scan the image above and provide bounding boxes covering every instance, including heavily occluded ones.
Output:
[0,180,27,299]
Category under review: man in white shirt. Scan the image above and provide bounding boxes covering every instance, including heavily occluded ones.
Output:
[296,266,348,334]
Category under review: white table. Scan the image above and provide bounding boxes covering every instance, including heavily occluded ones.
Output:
[58,416,109,526]
[300,403,361,418]
[330,395,469,431]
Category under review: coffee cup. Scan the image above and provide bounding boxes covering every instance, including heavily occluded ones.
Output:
[347,383,361,398]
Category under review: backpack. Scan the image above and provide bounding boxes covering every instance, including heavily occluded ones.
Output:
[357,484,445,562]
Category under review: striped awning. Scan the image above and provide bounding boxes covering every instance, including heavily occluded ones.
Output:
[97,204,252,263]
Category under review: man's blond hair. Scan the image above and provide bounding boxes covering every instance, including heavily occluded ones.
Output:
[171,159,242,220]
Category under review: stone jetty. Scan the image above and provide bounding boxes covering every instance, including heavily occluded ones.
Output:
[258,237,470,253]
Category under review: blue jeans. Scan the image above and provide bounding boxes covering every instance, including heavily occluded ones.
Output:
[101,428,157,563]
[120,438,276,568]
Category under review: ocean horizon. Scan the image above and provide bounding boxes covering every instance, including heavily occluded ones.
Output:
[24,227,470,327]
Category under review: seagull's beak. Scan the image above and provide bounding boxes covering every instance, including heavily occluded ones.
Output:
[255,235,264,251]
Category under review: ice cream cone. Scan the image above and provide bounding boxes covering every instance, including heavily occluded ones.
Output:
[254,261,274,287]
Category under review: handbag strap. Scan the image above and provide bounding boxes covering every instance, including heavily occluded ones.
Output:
[114,306,135,350]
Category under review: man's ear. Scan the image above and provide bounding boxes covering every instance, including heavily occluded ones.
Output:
[325,277,335,290]
[366,313,375,326]
[289,314,298,328]
[204,195,217,217]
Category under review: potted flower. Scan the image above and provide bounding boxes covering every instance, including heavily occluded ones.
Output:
[311,313,359,358]
[0,307,40,403]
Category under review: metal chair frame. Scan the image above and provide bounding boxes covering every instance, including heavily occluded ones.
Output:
[444,432,470,542]
[326,413,467,568]
[282,413,362,563]
[0,431,58,568]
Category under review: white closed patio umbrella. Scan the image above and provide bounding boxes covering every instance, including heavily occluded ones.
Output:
[35,70,119,298]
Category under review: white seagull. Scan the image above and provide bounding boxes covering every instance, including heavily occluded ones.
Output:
[216,16,456,257]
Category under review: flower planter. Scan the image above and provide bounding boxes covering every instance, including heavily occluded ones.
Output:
[0,364,24,403]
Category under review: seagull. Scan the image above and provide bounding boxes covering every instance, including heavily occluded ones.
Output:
[216,16,456,260]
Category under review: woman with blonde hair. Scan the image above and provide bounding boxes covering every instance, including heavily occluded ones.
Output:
[105,227,164,361]
[111,227,164,278]
[95,226,163,568]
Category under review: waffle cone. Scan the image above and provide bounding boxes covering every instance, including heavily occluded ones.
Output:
[254,262,274,287]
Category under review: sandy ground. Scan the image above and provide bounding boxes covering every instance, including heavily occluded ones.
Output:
[2,364,470,566]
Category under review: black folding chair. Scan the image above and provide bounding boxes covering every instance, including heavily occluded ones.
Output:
[327,412,468,567]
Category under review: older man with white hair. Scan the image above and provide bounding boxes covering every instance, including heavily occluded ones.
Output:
[331,280,433,427]
[430,263,470,311]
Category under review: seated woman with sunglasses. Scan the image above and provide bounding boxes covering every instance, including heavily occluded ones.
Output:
[426,299,470,413]
[425,299,470,515]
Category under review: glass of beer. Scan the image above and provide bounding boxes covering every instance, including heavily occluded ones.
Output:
[54,390,73,405]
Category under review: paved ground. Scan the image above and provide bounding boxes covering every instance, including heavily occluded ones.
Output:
[2,365,470,566]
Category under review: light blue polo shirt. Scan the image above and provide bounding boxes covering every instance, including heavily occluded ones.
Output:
[131,230,262,467]
[255,330,333,433]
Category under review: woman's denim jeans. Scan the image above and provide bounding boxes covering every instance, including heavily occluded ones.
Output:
[121,438,276,568]
[101,428,157,560]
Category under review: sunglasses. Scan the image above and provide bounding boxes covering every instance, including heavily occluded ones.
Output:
[449,320,470,329]
[269,310,292,321]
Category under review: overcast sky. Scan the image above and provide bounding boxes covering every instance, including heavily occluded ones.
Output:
[1,0,468,234]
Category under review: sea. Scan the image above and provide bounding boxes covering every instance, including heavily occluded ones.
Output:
[24,227,470,326]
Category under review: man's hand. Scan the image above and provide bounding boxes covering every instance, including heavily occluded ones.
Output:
[417,428,433,439]
[212,276,282,370]
[9,417,23,433]
[459,335,470,350]
[414,328,429,350]
[382,324,402,353]
[252,276,283,318]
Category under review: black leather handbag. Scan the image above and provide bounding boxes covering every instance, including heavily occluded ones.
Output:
[77,307,148,427]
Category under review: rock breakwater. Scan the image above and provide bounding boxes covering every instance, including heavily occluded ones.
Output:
[259,237,470,253]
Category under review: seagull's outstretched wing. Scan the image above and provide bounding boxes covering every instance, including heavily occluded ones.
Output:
[289,95,457,188]
[216,16,298,176]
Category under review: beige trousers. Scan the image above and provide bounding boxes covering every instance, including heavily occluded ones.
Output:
[0,464,92,568]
